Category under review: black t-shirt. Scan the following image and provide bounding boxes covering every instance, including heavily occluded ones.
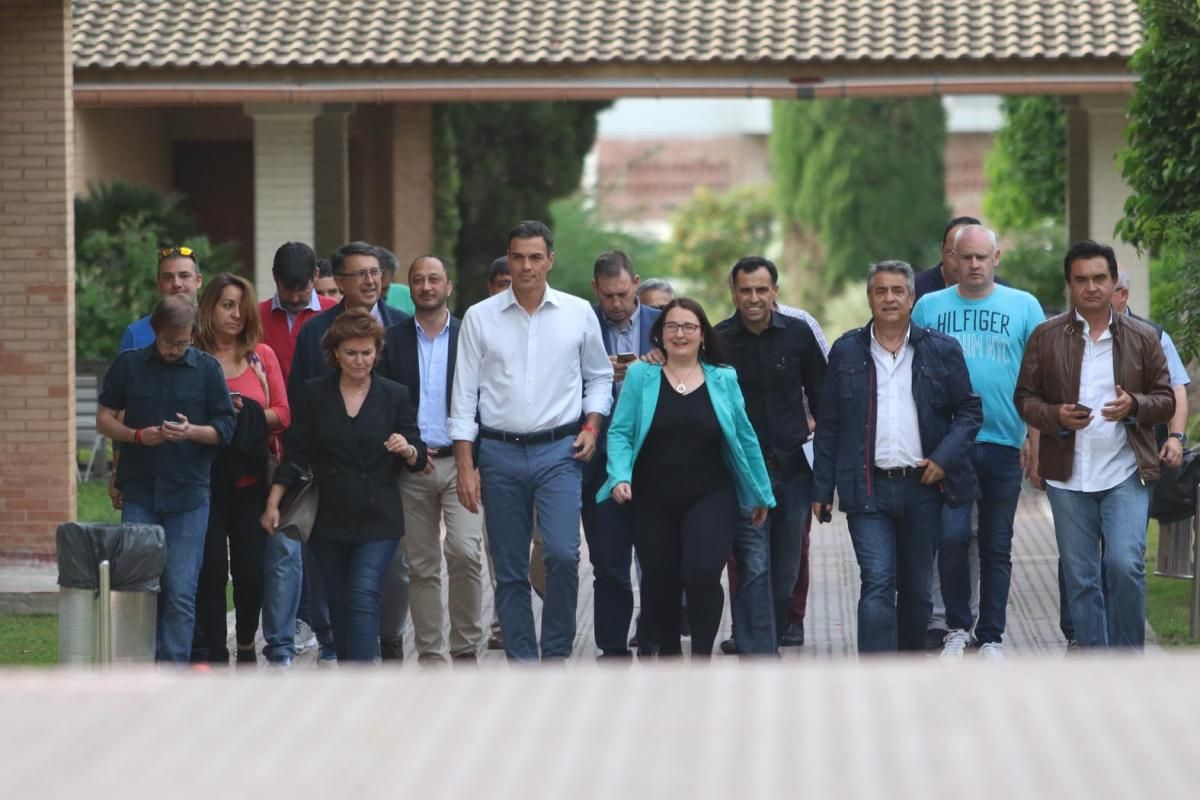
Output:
[632,374,731,504]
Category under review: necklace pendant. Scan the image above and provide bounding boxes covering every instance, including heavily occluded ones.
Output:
[676,382,687,393]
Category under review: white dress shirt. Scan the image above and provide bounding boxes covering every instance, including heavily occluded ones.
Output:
[870,324,924,468]
[1046,311,1139,493]
[449,285,614,441]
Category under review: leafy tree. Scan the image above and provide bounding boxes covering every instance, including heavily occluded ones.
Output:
[659,185,775,314]
[983,96,1066,230]
[436,101,611,310]
[770,98,948,300]
[1118,0,1200,361]
[997,221,1068,313]
[543,194,662,301]
[74,181,240,360]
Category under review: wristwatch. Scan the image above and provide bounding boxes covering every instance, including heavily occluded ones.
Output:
[1169,432,1186,445]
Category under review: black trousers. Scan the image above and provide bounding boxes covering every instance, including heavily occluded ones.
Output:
[631,482,738,657]
[193,482,268,662]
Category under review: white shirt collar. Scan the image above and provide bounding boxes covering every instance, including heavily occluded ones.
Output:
[270,290,322,314]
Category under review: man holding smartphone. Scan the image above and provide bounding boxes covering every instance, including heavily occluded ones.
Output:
[1015,241,1175,650]
[583,250,662,656]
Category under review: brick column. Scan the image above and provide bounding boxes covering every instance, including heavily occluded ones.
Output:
[0,0,75,558]
[389,104,435,262]
[245,104,321,296]
[313,104,353,258]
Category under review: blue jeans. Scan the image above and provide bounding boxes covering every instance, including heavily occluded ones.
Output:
[846,475,943,653]
[308,536,398,662]
[940,443,1023,644]
[1045,472,1150,649]
[731,469,812,653]
[582,452,638,654]
[122,498,210,664]
[261,531,302,663]
[478,436,582,661]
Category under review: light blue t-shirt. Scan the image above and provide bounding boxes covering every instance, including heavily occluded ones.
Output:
[912,284,1045,448]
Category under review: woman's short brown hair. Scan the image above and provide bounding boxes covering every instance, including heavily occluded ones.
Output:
[322,307,385,370]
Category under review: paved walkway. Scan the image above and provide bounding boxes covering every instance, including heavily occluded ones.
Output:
[276,485,1145,666]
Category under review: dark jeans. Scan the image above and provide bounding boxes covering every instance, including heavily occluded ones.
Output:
[939,443,1023,644]
[632,483,738,657]
[309,536,399,662]
[194,483,269,662]
[787,515,812,625]
[299,540,334,646]
[582,453,650,654]
[846,475,943,653]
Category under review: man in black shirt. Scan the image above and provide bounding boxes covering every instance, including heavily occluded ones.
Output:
[715,257,826,653]
[914,216,981,302]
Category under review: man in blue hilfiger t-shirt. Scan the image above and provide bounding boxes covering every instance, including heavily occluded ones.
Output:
[912,224,1045,660]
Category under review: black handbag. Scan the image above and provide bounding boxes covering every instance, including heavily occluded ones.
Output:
[277,470,318,543]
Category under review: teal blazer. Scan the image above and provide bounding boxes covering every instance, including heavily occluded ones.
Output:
[597,361,776,509]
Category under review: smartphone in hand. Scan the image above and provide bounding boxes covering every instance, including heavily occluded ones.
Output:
[617,352,637,363]
[1073,403,1093,415]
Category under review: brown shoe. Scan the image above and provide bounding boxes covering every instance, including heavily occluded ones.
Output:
[487,630,504,651]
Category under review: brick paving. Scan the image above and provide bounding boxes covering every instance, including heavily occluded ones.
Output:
[273,485,1152,666]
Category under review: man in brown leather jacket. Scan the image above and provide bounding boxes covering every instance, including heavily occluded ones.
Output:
[1014,240,1174,649]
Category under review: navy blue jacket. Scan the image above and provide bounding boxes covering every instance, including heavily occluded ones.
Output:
[588,302,661,467]
[812,322,982,512]
[287,300,411,403]
[377,314,460,419]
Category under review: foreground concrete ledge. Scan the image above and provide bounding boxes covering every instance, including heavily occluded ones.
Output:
[2,655,1198,799]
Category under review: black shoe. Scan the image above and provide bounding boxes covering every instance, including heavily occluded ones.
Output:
[235,645,258,665]
[487,629,504,651]
[599,648,633,659]
[780,622,805,647]
[719,638,738,655]
[627,634,639,650]
[925,628,949,652]
[380,638,405,663]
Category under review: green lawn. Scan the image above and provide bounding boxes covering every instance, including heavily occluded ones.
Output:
[1146,519,1199,647]
[0,615,57,666]
[77,478,121,524]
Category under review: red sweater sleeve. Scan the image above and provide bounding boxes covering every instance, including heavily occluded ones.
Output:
[257,343,292,431]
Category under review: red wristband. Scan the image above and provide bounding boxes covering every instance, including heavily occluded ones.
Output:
[582,423,599,435]
[133,428,143,445]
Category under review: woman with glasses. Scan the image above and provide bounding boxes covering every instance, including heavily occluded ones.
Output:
[192,273,294,666]
[597,298,774,657]
[262,308,427,663]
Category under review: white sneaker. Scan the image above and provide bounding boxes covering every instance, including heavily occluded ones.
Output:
[294,620,317,653]
[939,629,971,660]
[979,642,1005,660]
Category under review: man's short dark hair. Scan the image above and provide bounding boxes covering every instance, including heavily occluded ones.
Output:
[593,250,635,280]
[316,258,334,279]
[942,216,982,246]
[376,246,399,277]
[331,241,378,275]
[272,241,317,289]
[150,294,197,333]
[408,254,449,281]
[729,256,778,286]
[487,256,509,284]
[508,220,554,253]
[1063,240,1118,283]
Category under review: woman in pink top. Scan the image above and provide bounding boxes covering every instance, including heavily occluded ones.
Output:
[192,273,294,666]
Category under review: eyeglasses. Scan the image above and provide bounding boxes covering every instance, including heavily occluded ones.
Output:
[663,322,701,335]
[337,268,383,281]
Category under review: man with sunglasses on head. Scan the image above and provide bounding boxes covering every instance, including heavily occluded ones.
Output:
[119,246,204,352]
[286,241,412,664]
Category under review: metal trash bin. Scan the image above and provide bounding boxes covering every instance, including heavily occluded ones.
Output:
[56,523,166,665]
[1155,516,1195,579]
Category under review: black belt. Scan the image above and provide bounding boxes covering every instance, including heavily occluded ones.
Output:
[874,466,921,480]
[479,423,579,446]
[428,447,456,459]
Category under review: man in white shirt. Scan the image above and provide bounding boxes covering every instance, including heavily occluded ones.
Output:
[1015,240,1175,649]
[450,220,614,661]
[811,260,982,653]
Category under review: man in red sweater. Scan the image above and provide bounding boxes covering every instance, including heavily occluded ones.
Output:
[259,242,337,384]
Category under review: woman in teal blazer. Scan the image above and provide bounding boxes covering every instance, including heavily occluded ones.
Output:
[598,298,774,657]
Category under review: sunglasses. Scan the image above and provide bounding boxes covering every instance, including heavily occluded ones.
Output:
[159,246,197,262]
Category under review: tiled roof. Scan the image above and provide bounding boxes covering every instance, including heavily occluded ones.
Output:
[72,1,1142,70]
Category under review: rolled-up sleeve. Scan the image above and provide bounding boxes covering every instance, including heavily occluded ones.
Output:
[448,306,483,442]
[580,310,614,418]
